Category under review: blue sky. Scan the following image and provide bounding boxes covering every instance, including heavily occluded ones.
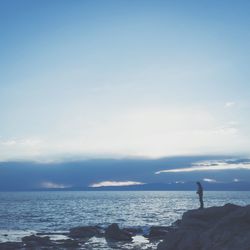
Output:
[0,0,250,161]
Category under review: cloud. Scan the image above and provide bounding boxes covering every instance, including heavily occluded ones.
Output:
[155,159,250,173]
[0,137,44,161]
[203,178,217,183]
[212,126,238,135]
[1,140,17,146]
[1,138,42,147]
[225,102,235,108]
[74,107,249,159]
[0,106,249,161]
[233,178,240,182]
[41,181,70,189]
[89,181,145,188]
[228,121,239,126]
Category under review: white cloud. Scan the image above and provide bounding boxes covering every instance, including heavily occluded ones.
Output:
[1,138,42,147]
[41,181,70,189]
[67,107,248,159]
[0,137,44,161]
[0,106,249,161]
[175,181,185,184]
[155,160,250,173]
[233,178,240,182]
[212,126,238,135]
[89,181,145,188]
[228,121,239,126]
[203,178,217,183]
[225,102,235,108]
[1,140,17,146]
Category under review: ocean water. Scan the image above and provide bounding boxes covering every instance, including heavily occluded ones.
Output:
[0,191,250,248]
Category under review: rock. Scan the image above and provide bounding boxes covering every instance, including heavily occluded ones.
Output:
[105,223,133,241]
[56,239,81,247]
[180,203,240,230]
[69,226,101,238]
[123,227,143,236]
[157,203,250,250]
[0,242,23,249]
[146,226,172,239]
[22,234,53,247]
[171,219,181,228]
[158,229,201,250]
[37,232,68,236]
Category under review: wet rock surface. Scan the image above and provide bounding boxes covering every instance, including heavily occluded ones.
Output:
[22,234,53,247]
[0,225,156,249]
[157,203,250,250]
[105,223,133,241]
[146,226,172,240]
[123,227,143,236]
[0,241,23,249]
[56,238,81,248]
[69,225,102,238]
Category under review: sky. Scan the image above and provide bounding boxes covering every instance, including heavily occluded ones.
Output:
[0,0,250,162]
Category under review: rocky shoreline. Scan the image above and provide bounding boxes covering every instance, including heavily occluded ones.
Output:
[1,203,250,249]
[0,224,164,249]
[158,203,250,250]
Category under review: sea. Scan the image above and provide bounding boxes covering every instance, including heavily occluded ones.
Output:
[0,191,250,249]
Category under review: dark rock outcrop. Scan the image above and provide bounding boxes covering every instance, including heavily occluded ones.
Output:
[56,239,81,248]
[69,226,101,238]
[123,227,143,236]
[0,242,23,249]
[105,223,133,241]
[157,203,250,250]
[22,234,53,247]
[146,226,172,239]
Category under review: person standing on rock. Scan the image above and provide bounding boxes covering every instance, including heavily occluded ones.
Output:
[196,182,204,209]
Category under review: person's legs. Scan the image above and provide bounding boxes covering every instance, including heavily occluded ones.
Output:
[199,195,204,209]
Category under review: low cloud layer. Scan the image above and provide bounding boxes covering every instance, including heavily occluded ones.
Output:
[89,181,145,188]
[156,159,250,173]
[41,181,70,189]
[203,178,217,183]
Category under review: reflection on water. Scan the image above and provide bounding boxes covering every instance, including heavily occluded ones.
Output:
[0,191,250,249]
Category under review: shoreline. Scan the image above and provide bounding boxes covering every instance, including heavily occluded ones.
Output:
[1,203,250,249]
[0,224,162,249]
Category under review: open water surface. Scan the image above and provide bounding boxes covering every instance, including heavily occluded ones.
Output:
[0,191,250,249]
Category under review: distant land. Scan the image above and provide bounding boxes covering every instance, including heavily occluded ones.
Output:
[0,155,250,191]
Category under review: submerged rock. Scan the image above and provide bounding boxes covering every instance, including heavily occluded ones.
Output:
[157,203,250,250]
[105,223,133,241]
